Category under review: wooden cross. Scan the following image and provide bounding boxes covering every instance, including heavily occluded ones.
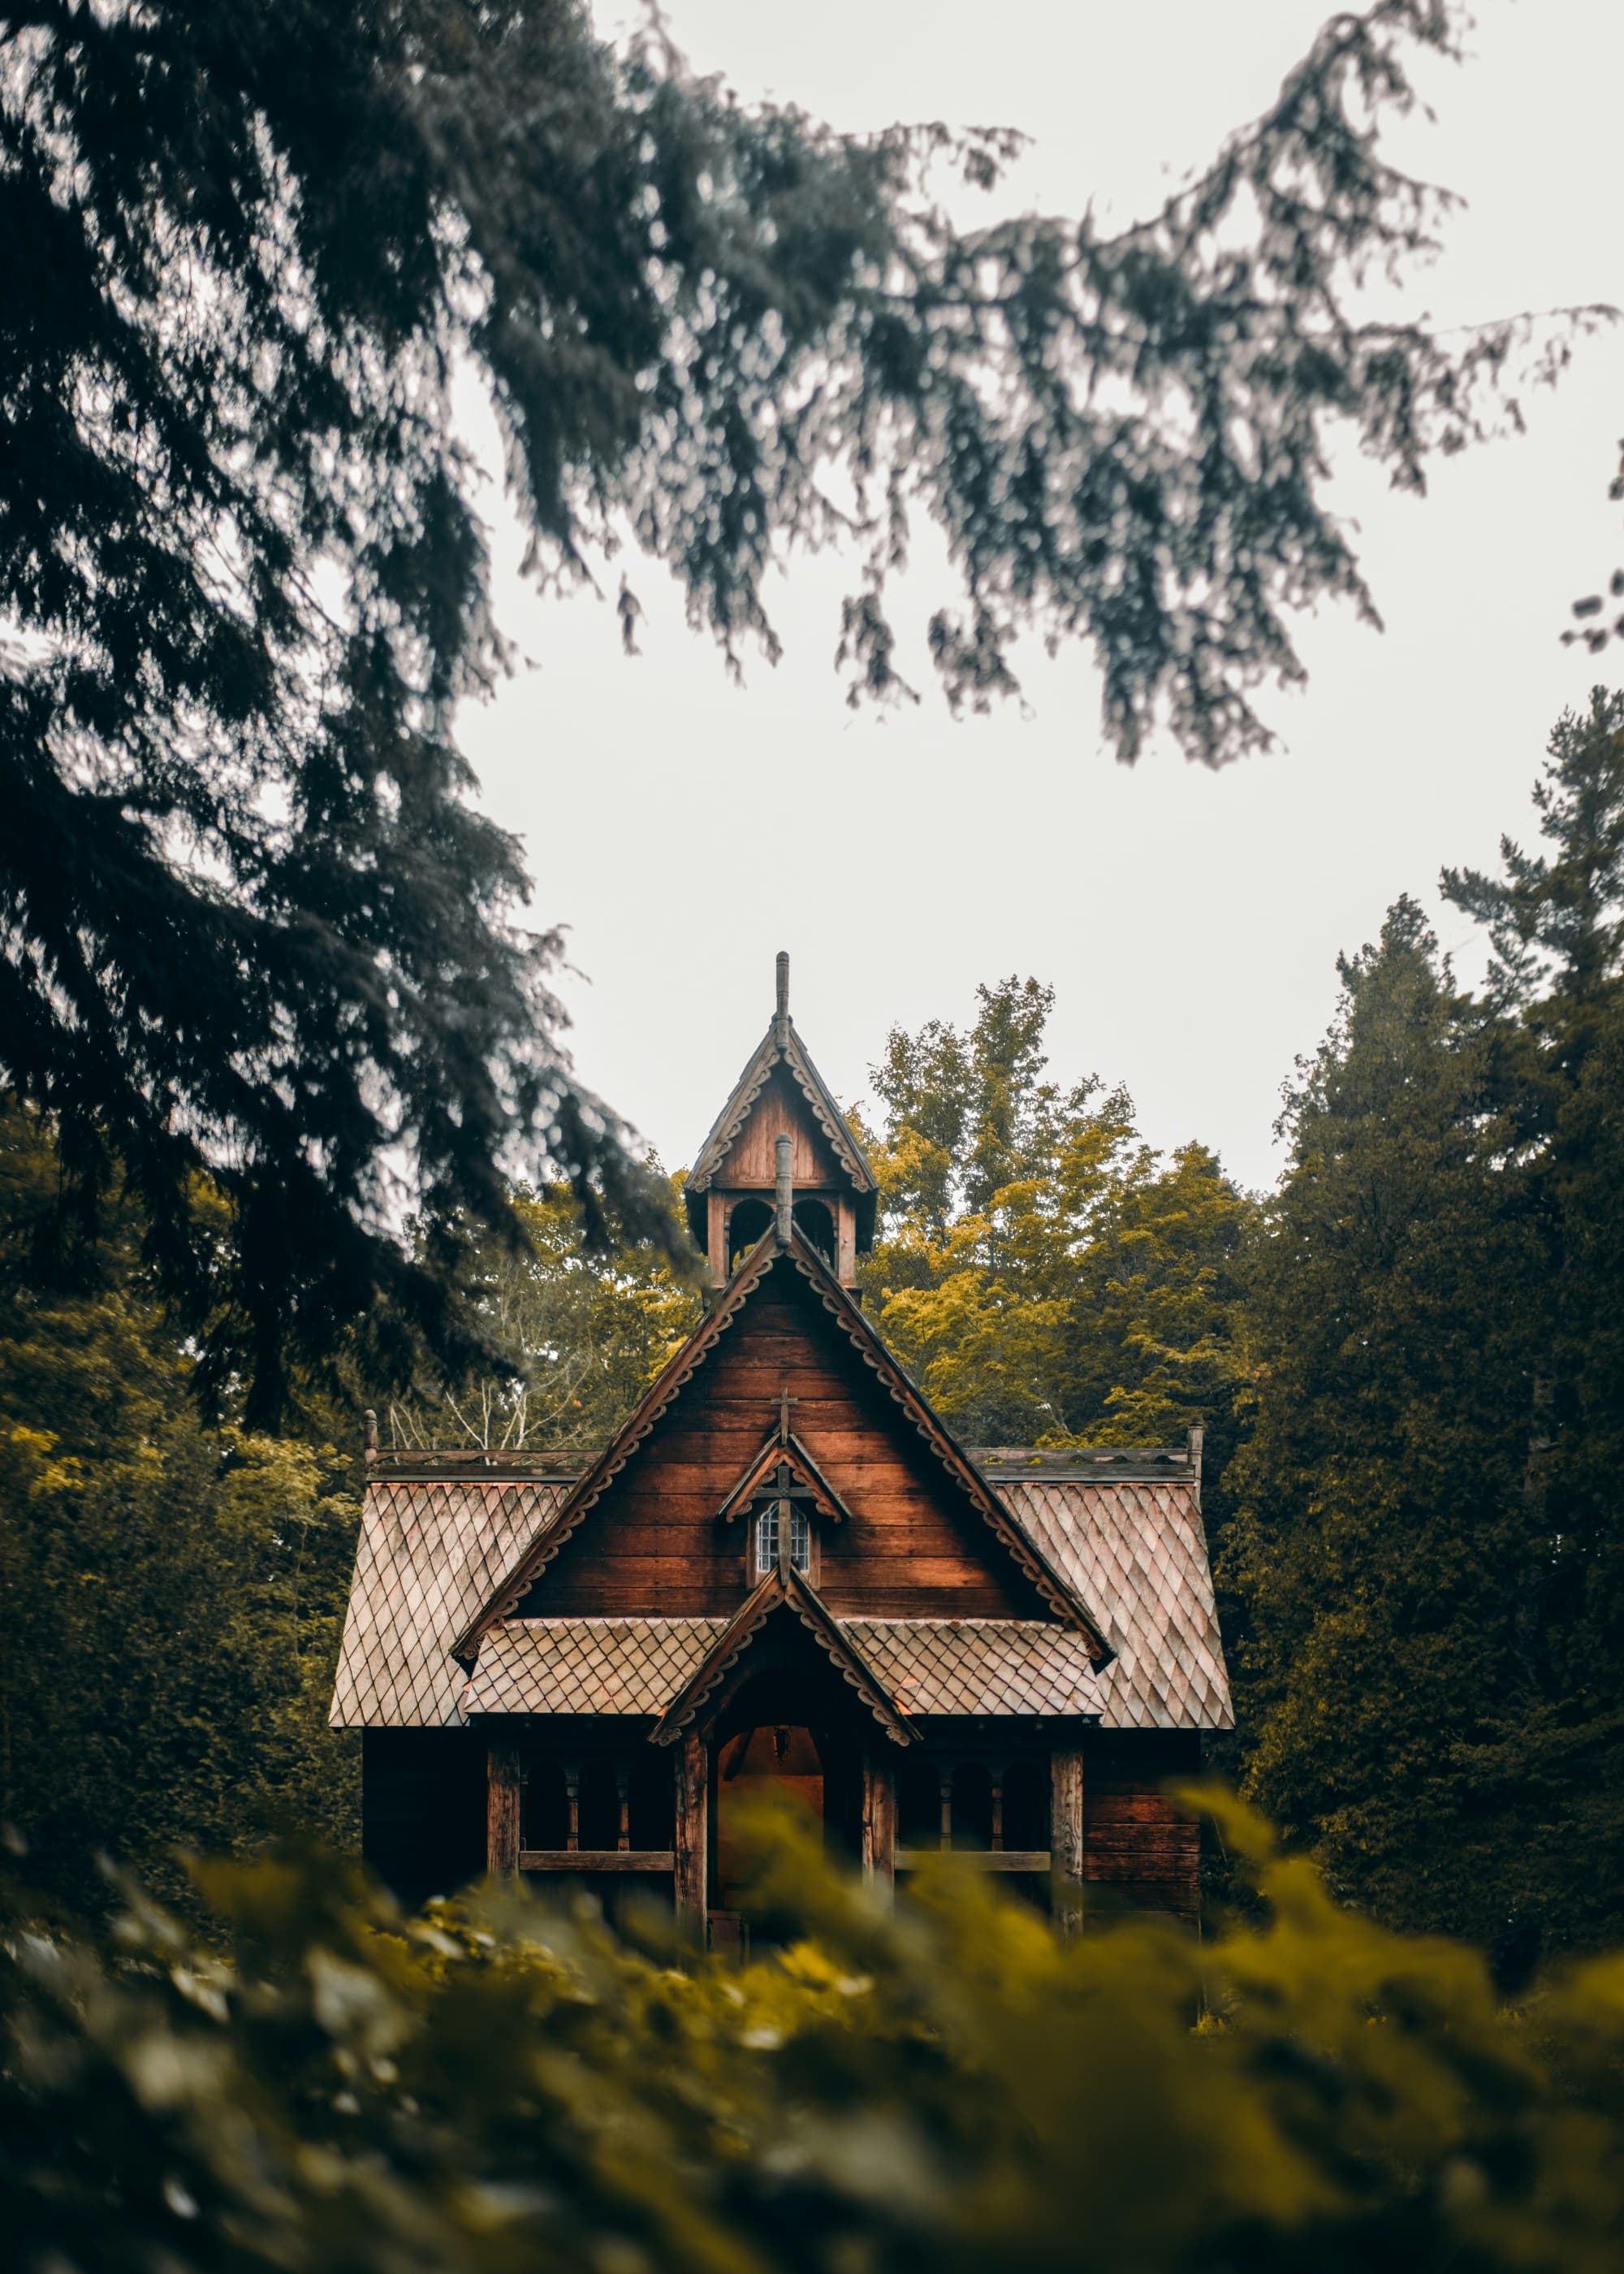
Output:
[775,1382,798,1442]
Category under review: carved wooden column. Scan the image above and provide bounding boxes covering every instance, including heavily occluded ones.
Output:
[486,1739,520,1876]
[861,1745,896,1900]
[674,1730,709,1935]
[836,1197,857,1286]
[1050,1746,1086,1937]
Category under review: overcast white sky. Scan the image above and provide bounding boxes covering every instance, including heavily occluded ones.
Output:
[456,0,1624,1193]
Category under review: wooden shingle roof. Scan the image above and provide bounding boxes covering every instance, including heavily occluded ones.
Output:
[330,1450,1227,1732]
[993,1474,1233,1730]
[329,1470,576,1728]
[454,1614,1105,1722]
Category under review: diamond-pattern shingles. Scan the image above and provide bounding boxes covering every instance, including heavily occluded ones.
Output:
[330,1479,573,1727]
[460,1619,729,1716]
[996,1481,1233,1730]
[845,1619,1104,1718]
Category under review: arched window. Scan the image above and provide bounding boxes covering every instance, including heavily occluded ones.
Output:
[755,1494,810,1574]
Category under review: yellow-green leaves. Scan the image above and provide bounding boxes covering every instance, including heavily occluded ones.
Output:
[8,1814,1624,2274]
[858,979,1254,1450]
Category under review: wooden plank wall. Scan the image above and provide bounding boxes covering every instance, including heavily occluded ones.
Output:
[524,1260,1039,1620]
[1082,1732,1203,1926]
[721,1070,842,1188]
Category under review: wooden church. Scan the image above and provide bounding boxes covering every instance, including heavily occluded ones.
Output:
[331,957,1232,1936]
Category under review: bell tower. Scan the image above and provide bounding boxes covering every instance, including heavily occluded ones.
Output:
[685,952,877,1288]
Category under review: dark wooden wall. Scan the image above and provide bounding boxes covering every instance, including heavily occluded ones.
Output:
[361,1728,485,1910]
[1082,1731,1203,1927]
[522,1258,1043,1620]
[363,1723,1203,1929]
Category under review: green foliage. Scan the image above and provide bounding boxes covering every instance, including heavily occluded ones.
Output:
[1227,691,1624,1955]
[0,1107,359,1916]
[387,1181,702,1456]
[0,0,1583,1411]
[859,978,1255,1453]
[8,1803,1624,2274]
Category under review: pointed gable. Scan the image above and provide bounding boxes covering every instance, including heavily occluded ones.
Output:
[685,956,877,1252]
[456,1226,1112,1654]
[648,1563,916,1748]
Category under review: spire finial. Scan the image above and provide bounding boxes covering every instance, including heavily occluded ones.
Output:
[775,950,789,1022]
[775,1132,793,1243]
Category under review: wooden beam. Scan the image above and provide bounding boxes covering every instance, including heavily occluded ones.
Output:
[1051,1746,1086,1937]
[486,1740,520,1877]
[862,1748,896,1900]
[707,1190,727,1282]
[895,1850,1052,1872]
[674,1729,708,1935]
[519,1850,675,1873]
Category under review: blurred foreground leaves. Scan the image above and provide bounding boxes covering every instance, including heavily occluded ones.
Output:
[5,1796,1624,2274]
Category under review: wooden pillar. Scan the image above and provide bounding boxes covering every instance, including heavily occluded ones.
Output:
[707,1191,728,1282]
[939,1769,954,1851]
[861,1747,896,1900]
[615,1760,632,1852]
[1050,1746,1086,1938]
[836,1197,857,1286]
[486,1739,520,1876]
[674,1730,708,1935]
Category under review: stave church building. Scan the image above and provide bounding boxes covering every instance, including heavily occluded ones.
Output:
[331,956,1232,1939]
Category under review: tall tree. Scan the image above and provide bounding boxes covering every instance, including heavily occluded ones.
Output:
[860,978,1254,1454]
[1229,696,1624,1955]
[1221,904,1557,1947]
[0,0,1572,1411]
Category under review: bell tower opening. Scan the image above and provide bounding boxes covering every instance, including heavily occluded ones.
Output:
[791,1197,836,1265]
[727,1195,774,1268]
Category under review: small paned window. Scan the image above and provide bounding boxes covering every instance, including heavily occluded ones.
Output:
[755,1499,810,1574]
[755,1500,779,1573]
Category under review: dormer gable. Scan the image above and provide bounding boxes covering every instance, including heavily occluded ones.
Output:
[685,953,877,1283]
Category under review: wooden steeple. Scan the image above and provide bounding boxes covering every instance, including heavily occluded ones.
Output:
[685,951,877,1286]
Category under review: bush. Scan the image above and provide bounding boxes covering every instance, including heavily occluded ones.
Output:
[5,1795,1624,2274]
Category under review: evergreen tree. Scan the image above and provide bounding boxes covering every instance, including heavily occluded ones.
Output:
[1221,904,1561,1946]
[0,1,1566,1411]
[1229,695,1624,1954]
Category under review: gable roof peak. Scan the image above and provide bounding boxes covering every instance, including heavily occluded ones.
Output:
[453,1225,1116,1664]
[685,954,877,1236]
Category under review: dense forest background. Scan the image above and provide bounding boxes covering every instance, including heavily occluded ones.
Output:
[6,690,1624,1957]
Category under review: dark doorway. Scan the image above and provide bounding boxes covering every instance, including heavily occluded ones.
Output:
[715,1721,824,1909]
